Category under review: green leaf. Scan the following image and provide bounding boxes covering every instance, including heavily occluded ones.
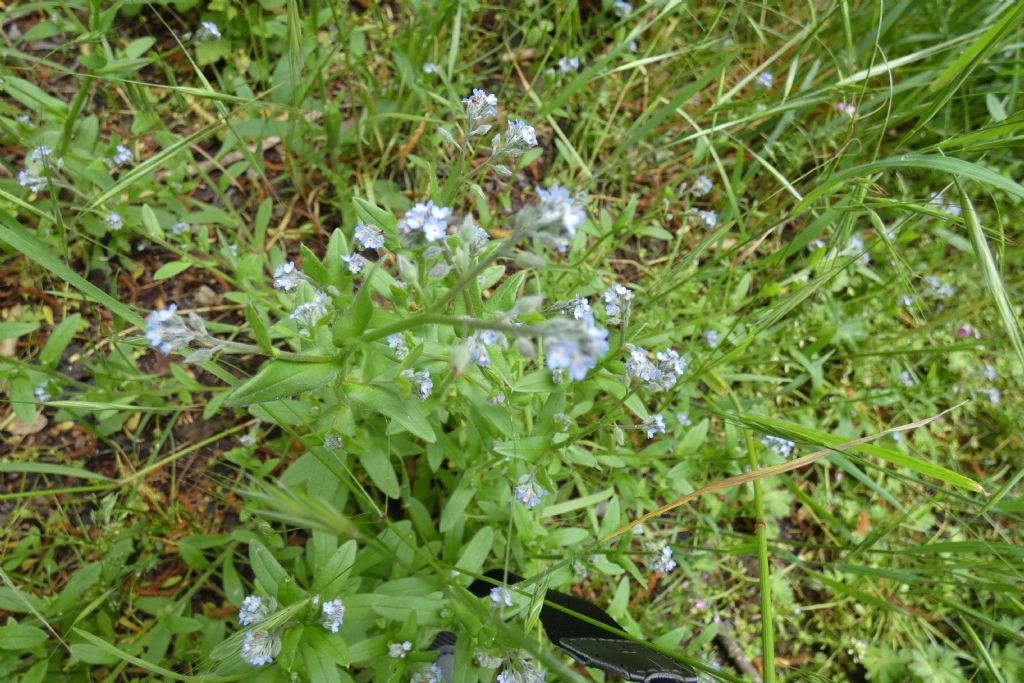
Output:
[348,385,436,442]
[439,480,474,533]
[224,360,341,407]
[352,196,397,233]
[71,628,196,680]
[454,527,494,575]
[958,184,1024,370]
[141,204,164,239]
[249,540,288,595]
[0,215,144,327]
[39,314,80,368]
[301,244,328,283]
[0,621,47,650]
[153,261,192,281]
[301,639,342,683]
[796,155,1024,214]
[0,462,113,482]
[0,321,39,340]
[245,302,273,353]
[358,445,401,499]
[303,627,350,667]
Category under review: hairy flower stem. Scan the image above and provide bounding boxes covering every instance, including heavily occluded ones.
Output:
[362,314,526,346]
[431,226,529,313]
[206,338,334,363]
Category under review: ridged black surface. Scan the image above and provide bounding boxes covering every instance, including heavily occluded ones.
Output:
[465,568,700,682]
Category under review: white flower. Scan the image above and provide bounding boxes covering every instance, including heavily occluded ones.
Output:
[756,71,774,89]
[490,586,514,608]
[697,209,717,229]
[513,473,548,509]
[676,412,692,427]
[240,629,281,666]
[628,40,638,52]
[353,222,385,250]
[836,101,856,117]
[320,598,346,633]
[170,222,190,235]
[238,595,274,625]
[341,252,366,274]
[108,144,133,167]
[423,62,438,74]
[324,434,344,450]
[388,641,413,658]
[273,261,303,291]
[196,20,221,40]
[898,371,916,387]
[106,213,123,231]
[704,330,719,348]
[612,1,633,18]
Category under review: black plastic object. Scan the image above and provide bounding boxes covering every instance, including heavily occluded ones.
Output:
[465,569,700,682]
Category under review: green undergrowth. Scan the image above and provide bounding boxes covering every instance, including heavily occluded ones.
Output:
[1,1,1022,682]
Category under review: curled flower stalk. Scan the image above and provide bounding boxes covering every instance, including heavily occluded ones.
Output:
[144,304,333,362]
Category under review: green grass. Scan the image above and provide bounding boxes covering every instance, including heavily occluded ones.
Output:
[1,1,1022,681]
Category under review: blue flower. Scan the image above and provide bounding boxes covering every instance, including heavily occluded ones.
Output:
[341,252,366,274]
[106,213,123,231]
[289,291,329,333]
[387,333,409,360]
[402,369,433,399]
[603,283,633,322]
[697,209,717,229]
[898,371,916,387]
[353,222,384,250]
[400,200,452,243]
[647,541,676,573]
[238,595,274,626]
[463,88,498,129]
[541,313,609,381]
[704,330,719,348]
[625,346,660,383]
[641,414,666,439]
[423,62,438,74]
[570,294,590,320]
[145,304,205,355]
[33,381,52,403]
[536,185,587,241]
[557,56,580,74]
[240,629,281,666]
[676,412,692,427]
[320,598,346,633]
[502,120,538,156]
[196,20,221,40]
[490,586,514,608]
[762,435,795,458]
[273,261,303,291]
[514,472,548,509]
[689,175,713,197]
[612,1,633,18]
[756,71,774,89]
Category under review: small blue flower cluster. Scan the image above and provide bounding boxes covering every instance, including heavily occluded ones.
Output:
[399,200,452,244]
[542,314,609,381]
[624,345,687,391]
